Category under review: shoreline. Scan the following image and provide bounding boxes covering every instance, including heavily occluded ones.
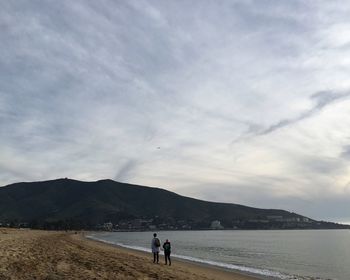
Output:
[0,228,262,279]
[83,233,266,280]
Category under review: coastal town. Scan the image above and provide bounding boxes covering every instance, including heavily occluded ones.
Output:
[95,215,327,232]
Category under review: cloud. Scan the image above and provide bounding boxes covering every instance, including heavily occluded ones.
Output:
[230,90,350,145]
[258,90,350,136]
[1,0,350,222]
[341,145,350,160]
[114,159,139,182]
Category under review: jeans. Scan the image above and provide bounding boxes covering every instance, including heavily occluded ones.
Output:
[153,252,159,263]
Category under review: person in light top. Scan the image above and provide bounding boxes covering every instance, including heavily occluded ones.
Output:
[151,233,161,263]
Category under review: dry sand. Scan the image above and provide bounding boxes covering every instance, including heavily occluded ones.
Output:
[0,228,260,280]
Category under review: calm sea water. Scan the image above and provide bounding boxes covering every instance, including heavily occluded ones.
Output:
[87,230,350,280]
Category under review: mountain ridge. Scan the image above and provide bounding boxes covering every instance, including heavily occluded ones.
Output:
[0,178,348,230]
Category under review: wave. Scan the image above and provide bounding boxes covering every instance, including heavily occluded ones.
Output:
[86,235,323,280]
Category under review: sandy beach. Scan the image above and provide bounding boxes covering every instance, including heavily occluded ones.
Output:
[0,228,259,280]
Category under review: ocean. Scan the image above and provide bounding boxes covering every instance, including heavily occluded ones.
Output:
[87,229,350,280]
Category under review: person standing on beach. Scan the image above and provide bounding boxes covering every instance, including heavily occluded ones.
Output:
[151,233,161,263]
[162,239,171,266]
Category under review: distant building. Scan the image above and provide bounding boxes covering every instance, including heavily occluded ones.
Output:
[210,220,224,229]
[103,222,113,231]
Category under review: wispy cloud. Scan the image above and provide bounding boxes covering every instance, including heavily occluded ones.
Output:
[259,90,350,135]
[114,159,139,182]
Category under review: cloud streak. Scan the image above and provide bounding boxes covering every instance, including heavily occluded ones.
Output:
[259,90,350,135]
[114,159,139,182]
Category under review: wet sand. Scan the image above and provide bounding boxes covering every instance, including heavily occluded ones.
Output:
[0,228,260,280]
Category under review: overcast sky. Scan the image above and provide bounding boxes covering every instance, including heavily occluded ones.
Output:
[1,0,350,223]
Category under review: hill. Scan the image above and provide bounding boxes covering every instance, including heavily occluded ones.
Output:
[0,178,348,230]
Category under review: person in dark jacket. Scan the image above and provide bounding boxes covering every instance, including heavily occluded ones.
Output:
[162,239,171,265]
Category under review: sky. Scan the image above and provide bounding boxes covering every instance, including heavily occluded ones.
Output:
[1,0,350,223]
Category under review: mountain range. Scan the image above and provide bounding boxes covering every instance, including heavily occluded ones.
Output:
[0,178,348,230]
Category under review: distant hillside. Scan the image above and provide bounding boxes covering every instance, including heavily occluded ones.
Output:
[0,179,348,230]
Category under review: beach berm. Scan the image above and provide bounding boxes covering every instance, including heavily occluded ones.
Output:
[0,228,259,280]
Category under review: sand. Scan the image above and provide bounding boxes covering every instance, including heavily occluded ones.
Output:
[0,228,260,280]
